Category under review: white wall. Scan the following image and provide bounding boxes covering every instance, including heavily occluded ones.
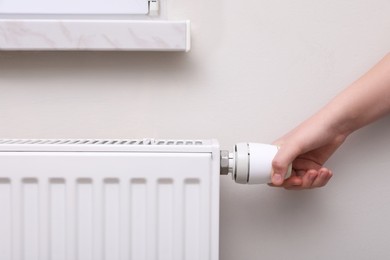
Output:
[1,0,390,259]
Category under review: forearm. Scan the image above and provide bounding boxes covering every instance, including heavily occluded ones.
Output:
[318,53,390,136]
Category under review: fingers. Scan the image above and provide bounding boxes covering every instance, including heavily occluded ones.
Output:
[302,170,318,188]
[311,168,333,188]
[270,168,333,190]
[271,144,301,186]
[268,175,302,188]
[283,170,317,190]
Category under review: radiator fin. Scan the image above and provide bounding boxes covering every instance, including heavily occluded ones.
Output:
[184,179,201,260]
[49,178,67,260]
[76,178,94,260]
[157,178,174,260]
[130,178,147,260]
[0,139,205,146]
[104,178,120,260]
[0,178,11,260]
[22,178,40,260]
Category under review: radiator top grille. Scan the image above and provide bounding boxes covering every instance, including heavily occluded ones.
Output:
[0,139,204,146]
[0,139,219,153]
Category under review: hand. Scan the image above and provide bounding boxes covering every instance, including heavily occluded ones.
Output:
[270,114,348,190]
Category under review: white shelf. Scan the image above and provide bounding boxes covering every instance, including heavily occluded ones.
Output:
[0,19,190,51]
[0,0,190,51]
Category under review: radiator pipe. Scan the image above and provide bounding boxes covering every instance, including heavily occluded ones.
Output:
[220,143,292,184]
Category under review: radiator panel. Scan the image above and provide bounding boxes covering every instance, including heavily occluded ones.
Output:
[0,140,219,260]
[0,178,11,260]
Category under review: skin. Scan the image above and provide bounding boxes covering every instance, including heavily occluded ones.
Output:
[270,52,390,190]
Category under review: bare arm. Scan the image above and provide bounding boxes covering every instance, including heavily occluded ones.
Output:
[271,53,390,189]
[325,52,390,135]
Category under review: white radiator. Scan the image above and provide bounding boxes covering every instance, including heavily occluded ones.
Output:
[0,139,220,260]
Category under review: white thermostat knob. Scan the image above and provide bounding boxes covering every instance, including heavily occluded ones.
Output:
[226,143,292,184]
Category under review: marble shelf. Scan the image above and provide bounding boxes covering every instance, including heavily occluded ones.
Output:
[0,0,190,51]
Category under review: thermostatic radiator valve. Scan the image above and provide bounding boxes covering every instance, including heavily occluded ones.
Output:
[220,143,292,184]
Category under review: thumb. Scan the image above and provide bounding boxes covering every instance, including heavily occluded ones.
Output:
[271,144,299,185]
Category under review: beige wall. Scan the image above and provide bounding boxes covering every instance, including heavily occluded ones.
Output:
[1,0,390,259]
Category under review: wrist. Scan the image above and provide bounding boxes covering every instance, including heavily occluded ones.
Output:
[315,103,354,140]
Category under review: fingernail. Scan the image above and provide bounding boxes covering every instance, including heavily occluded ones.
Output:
[272,173,282,184]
